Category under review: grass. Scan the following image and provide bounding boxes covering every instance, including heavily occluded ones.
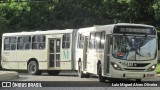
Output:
[156,63,160,74]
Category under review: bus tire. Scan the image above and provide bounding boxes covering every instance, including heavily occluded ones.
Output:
[78,62,85,78]
[98,65,105,82]
[136,79,141,82]
[28,61,40,75]
[47,70,60,76]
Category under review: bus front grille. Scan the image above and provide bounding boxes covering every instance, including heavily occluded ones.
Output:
[121,63,150,67]
[123,68,146,72]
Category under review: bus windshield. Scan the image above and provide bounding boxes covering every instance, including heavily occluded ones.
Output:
[112,35,157,60]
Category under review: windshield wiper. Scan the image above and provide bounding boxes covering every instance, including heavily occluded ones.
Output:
[136,50,144,57]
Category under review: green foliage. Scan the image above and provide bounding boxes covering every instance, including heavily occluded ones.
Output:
[153,0,160,30]
[156,63,160,74]
[50,0,106,29]
[0,0,30,32]
[0,0,160,31]
[103,0,156,24]
[0,16,9,31]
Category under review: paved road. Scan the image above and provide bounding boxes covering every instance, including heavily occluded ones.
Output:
[12,71,160,82]
[11,72,98,81]
[1,72,160,90]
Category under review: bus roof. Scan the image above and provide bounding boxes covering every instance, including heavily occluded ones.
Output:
[78,23,155,35]
[3,29,74,36]
[115,23,154,27]
[3,23,155,37]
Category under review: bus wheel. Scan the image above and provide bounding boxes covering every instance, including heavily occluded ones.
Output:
[136,79,141,82]
[28,61,40,75]
[47,70,60,76]
[78,62,85,78]
[98,65,105,82]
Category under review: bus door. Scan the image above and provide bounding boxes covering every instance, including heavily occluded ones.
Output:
[49,38,61,67]
[104,35,111,75]
[83,36,89,71]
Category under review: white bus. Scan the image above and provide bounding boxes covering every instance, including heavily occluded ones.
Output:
[1,23,158,82]
[76,23,158,82]
[1,29,78,75]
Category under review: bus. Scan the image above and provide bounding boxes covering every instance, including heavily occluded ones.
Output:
[1,29,78,75]
[76,23,158,82]
[1,23,158,82]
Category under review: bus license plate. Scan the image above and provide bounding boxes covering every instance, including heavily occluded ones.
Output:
[147,74,154,77]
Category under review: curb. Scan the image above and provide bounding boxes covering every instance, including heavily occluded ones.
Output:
[0,71,19,81]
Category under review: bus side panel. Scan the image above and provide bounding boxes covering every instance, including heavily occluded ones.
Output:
[17,50,48,70]
[1,62,18,69]
[1,53,18,69]
[1,38,18,69]
[60,49,72,70]
[86,49,97,74]
[60,33,72,70]
[97,49,104,75]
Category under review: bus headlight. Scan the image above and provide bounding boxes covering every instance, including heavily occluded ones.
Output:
[147,64,156,71]
[111,62,123,71]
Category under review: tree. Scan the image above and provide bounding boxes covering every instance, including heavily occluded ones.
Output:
[0,0,160,31]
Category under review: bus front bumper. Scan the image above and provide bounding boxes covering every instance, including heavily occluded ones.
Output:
[108,71,156,79]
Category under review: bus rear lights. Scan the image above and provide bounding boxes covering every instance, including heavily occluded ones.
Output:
[147,64,156,71]
[111,62,123,71]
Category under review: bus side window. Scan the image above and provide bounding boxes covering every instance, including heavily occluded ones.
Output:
[100,31,105,49]
[62,34,70,49]
[4,37,16,50]
[24,36,31,49]
[10,37,16,50]
[95,32,101,49]
[39,36,45,49]
[4,37,10,50]
[89,32,95,49]
[32,36,37,49]
[32,36,45,49]
[78,34,84,49]
[17,37,24,50]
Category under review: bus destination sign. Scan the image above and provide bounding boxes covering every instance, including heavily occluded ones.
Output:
[113,26,156,35]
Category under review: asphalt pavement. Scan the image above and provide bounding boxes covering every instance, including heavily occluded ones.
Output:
[0,71,19,81]
[0,70,160,81]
